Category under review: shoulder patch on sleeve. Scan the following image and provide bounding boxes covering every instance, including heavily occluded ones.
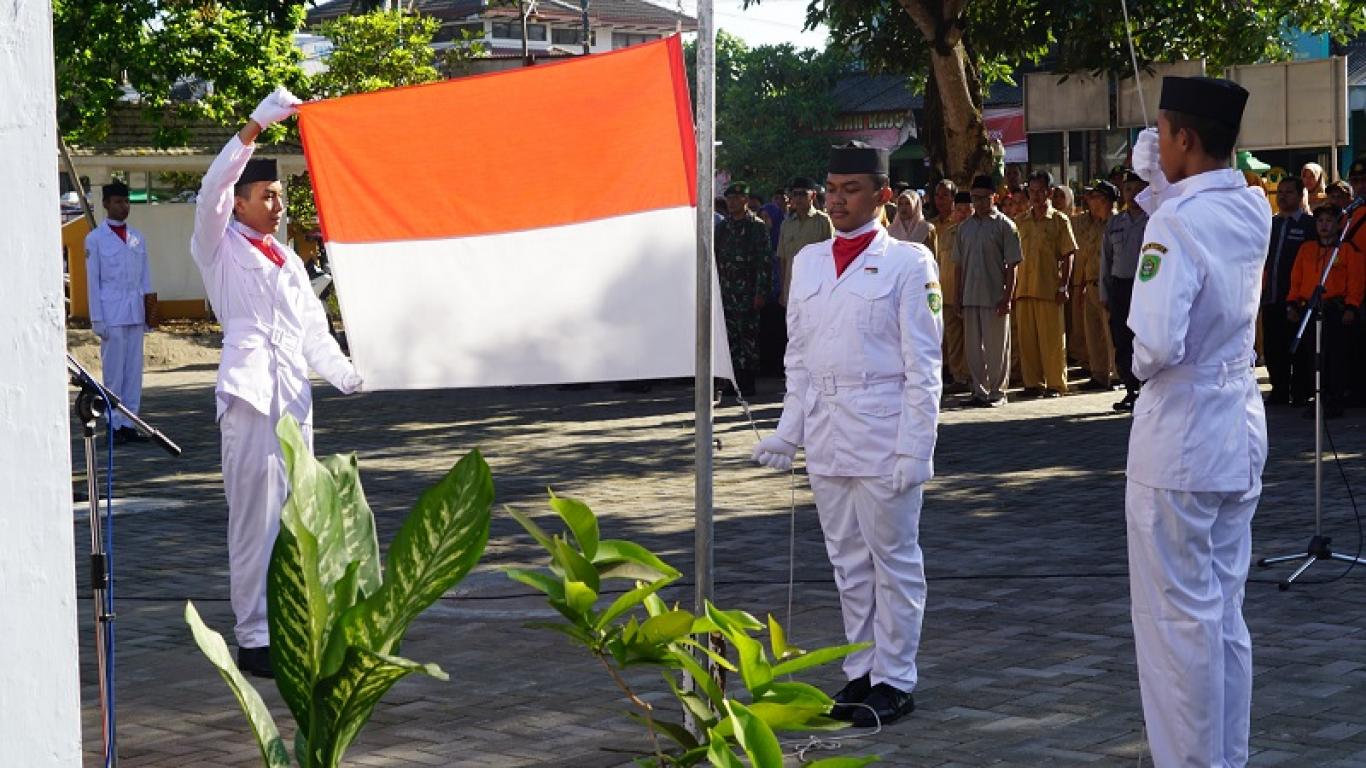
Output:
[1138,250,1162,282]
[1142,242,1168,254]
[925,281,942,315]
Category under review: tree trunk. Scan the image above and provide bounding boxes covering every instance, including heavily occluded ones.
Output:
[900,0,993,186]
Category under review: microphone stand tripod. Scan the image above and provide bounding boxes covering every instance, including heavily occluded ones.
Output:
[1257,202,1366,590]
[68,354,180,767]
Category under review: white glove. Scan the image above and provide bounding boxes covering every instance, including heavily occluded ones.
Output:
[250,86,302,129]
[341,371,363,395]
[751,434,797,472]
[1130,128,1169,194]
[92,321,107,340]
[891,456,933,493]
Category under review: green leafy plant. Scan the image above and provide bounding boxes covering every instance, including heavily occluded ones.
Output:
[506,493,878,767]
[186,414,494,767]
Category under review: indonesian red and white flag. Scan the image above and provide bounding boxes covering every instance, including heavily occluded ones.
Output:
[297,36,732,390]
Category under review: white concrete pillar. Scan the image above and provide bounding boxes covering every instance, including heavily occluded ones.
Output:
[0,2,84,765]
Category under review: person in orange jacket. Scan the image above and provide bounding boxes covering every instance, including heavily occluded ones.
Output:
[1286,203,1365,417]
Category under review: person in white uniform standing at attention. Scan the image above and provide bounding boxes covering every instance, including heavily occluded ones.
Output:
[191,87,363,678]
[85,180,157,444]
[1125,76,1270,768]
[752,141,943,727]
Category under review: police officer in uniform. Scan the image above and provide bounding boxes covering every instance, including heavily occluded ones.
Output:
[1125,76,1270,768]
[191,87,363,677]
[85,181,157,443]
[751,141,943,727]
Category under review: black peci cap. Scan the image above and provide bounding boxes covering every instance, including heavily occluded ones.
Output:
[828,140,889,175]
[1159,76,1249,130]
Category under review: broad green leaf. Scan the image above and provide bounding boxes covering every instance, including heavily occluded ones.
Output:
[643,591,669,616]
[767,614,799,660]
[705,603,764,632]
[758,681,833,710]
[332,560,363,619]
[664,673,718,727]
[330,451,493,660]
[267,512,325,731]
[670,649,726,707]
[553,536,601,593]
[184,602,290,768]
[706,728,745,768]
[564,579,598,616]
[724,700,785,768]
[596,578,675,631]
[505,567,565,600]
[677,637,739,673]
[311,645,447,768]
[320,452,382,596]
[276,415,349,594]
[593,539,681,581]
[806,757,880,767]
[505,505,556,556]
[274,415,357,706]
[744,701,831,732]
[640,610,694,645]
[547,491,599,560]
[705,603,771,694]
[770,643,870,678]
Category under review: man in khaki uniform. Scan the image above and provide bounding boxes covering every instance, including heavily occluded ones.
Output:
[1014,171,1078,397]
[932,180,969,393]
[1074,182,1118,390]
[954,175,1022,406]
[777,176,836,307]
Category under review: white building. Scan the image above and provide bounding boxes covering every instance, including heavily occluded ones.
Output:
[305,0,695,60]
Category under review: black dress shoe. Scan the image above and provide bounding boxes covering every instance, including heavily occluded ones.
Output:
[852,683,915,727]
[1019,387,1045,399]
[828,673,871,721]
[1043,388,1062,398]
[1113,392,1138,413]
[114,427,149,444]
[237,646,274,679]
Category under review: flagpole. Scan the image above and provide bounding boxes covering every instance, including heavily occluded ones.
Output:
[692,0,716,699]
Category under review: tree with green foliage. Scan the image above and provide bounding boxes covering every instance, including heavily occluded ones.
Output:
[52,0,307,147]
[688,32,853,195]
[795,0,1366,183]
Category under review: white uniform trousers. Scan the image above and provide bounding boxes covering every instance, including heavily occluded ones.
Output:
[221,395,312,649]
[1126,479,1257,768]
[99,324,145,430]
[809,474,925,691]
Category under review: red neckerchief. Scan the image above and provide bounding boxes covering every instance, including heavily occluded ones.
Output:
[833,229,878,277]
[243,233,286,268]
[109,223,127,243]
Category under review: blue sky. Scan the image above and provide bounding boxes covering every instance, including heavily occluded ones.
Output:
[679,0,829,49]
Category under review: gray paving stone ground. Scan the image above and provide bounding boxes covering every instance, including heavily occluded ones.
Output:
[72,363,1366,766]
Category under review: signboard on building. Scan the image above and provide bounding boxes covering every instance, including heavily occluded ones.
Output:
[1023,72,1109,132]
[1116,60,1206,128]
[1224,57,1348,150]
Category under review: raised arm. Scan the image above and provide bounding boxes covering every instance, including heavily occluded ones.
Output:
[190,88,301,268]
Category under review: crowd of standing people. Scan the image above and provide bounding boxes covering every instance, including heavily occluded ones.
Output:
[718,153,1366,420]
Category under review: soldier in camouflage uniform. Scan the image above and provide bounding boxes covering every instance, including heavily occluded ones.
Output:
[716,181,772,396]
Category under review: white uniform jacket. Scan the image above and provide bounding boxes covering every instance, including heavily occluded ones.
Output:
[85,220,151,327]
[776,223,944,476]
[1126,169,1271,492]
[191,137,359,423]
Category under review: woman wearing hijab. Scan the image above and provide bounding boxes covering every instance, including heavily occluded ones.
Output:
[1302,162,1328,205]
[887,189,936,252]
